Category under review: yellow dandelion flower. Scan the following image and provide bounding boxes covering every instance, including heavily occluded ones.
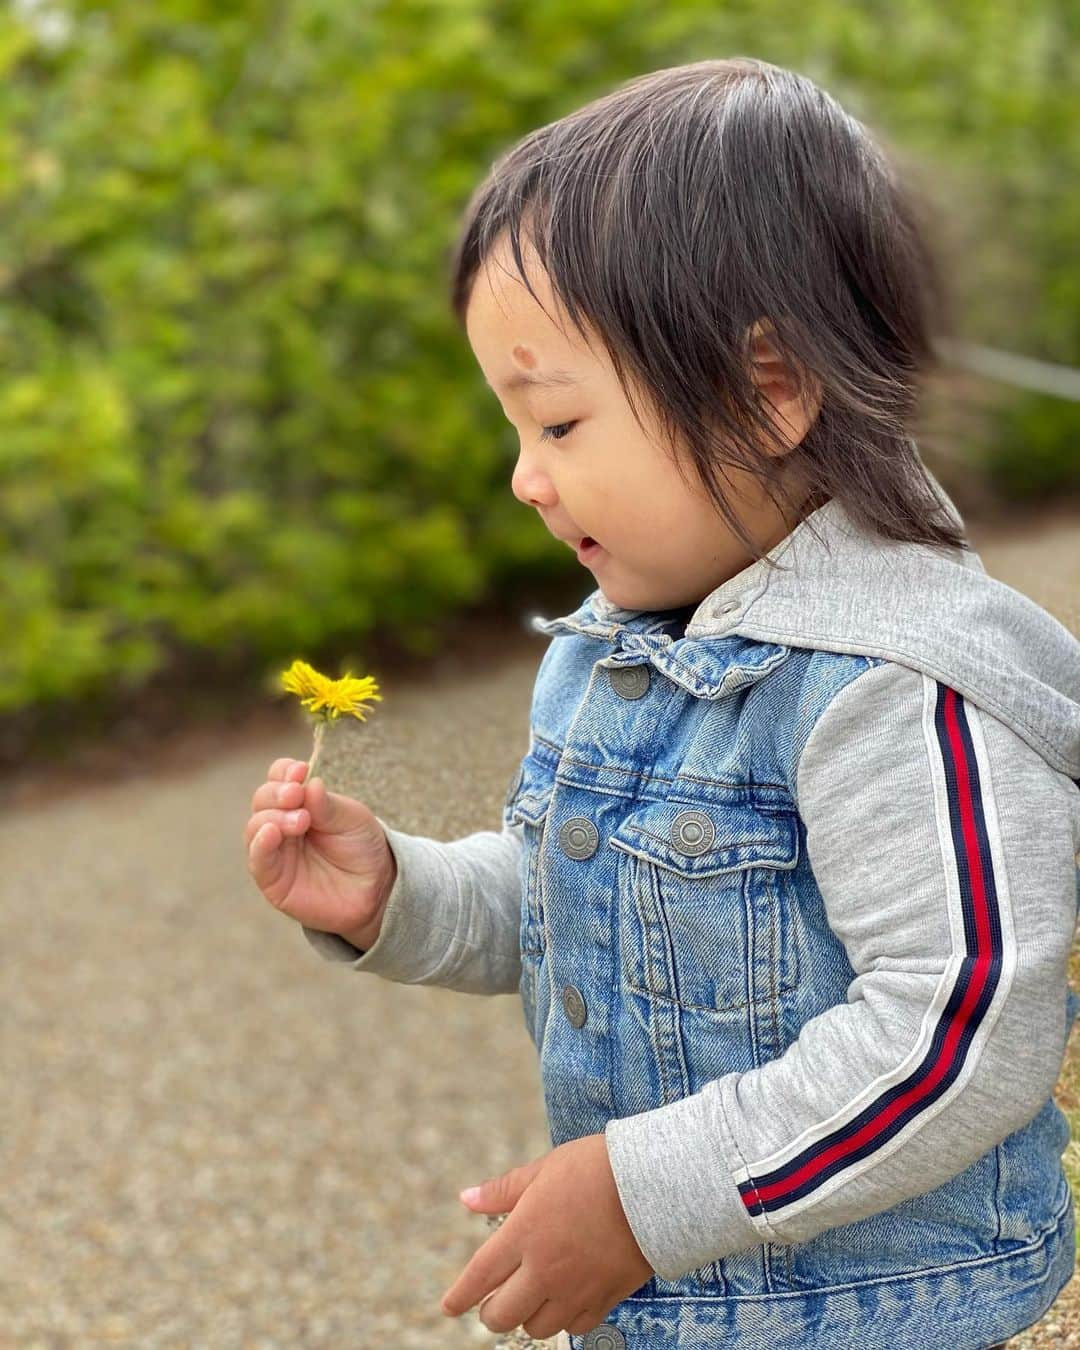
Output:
[280,659,382,722]
[279,658,383,783]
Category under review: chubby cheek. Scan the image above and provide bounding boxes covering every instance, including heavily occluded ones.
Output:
[657,514,727,584]
[621,494,683,554]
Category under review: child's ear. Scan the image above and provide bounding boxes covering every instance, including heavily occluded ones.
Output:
[746,318,822,455]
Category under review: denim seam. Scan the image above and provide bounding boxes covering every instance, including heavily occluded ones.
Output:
[610,840,797,881]
[788,654,883,813]
[743,870,761,1070]
[760,869,786,1070]
[622,982,795,1016]
[992,1141,1005,1247]
[522,829,545,956]
[531,731,794,796]
[508,773,551,956]
[641,863,678,1107]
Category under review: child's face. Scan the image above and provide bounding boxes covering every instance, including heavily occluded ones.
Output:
[464,234,811,614]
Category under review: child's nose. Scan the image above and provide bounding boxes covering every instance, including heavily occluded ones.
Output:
[510,454,557,510]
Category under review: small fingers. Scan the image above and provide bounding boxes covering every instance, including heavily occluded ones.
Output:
[441,1236,522,1320]
[247,818,290,891]
[251,777,305,813]
[248,818,281,860]
[267,758,308,783]
[244,806,310,851]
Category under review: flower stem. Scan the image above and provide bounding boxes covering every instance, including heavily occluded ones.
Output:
[303,718,327,785]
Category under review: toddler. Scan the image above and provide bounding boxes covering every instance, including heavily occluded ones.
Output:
[245,57,1080,1349]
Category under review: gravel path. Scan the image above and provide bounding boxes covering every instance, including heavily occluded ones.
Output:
[3,514,1077,1348]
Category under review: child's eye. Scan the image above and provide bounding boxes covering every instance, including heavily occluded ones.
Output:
[539,421,577,443]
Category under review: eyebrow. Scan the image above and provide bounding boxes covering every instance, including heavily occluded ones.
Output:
[493,368,583,394]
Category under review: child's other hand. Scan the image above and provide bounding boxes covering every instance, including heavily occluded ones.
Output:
[440,1132,654,1340]
[244,757,395,943]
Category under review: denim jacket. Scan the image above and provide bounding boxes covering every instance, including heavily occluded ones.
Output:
[306,476,1080,1349]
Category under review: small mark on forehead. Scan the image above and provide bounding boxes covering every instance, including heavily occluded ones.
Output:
[512,344,537,369]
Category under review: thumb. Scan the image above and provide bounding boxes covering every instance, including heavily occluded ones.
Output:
[305,777,360,833]
[459,1157,545,1214]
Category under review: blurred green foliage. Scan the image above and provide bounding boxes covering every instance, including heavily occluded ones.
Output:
[0,1,1076,720]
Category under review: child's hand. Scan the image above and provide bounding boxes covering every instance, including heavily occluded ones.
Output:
[440,1133,654,1340]
[244,757,396,945]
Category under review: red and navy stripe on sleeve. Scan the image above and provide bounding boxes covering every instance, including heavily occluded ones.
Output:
[736,683,1005,1221]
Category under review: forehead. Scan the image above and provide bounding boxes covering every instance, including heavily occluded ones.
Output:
[464,238,599,381]
[465,244,563,343]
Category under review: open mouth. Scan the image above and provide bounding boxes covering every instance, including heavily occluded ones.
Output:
[576,535,603,563]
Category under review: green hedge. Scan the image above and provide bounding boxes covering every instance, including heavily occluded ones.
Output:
[1,1,1076,720]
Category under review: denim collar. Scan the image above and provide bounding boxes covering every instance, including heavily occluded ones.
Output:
[529,592,791,702]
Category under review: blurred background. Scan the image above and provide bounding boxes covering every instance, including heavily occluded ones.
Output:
[0,0,1077,774]
[1,2,1077,1346]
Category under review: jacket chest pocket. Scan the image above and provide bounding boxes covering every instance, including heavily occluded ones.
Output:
[504,757,556,958]
[609,798,800,1017]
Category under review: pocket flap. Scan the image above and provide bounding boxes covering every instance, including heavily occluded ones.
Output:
[609,799,798,877]
[503,754,556,828]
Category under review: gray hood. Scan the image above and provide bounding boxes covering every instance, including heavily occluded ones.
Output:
[588,473,1080,781]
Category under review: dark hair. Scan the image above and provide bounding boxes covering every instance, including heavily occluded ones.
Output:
[446,56,969,561]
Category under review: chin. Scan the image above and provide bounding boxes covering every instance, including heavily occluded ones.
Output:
[598,582,658,612]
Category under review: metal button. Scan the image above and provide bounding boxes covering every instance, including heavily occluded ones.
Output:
[609,664,650,699]
[559,817,599,859]
[562,985,587,1028]
[671,809,715,855]
[583,1328,626,1350]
